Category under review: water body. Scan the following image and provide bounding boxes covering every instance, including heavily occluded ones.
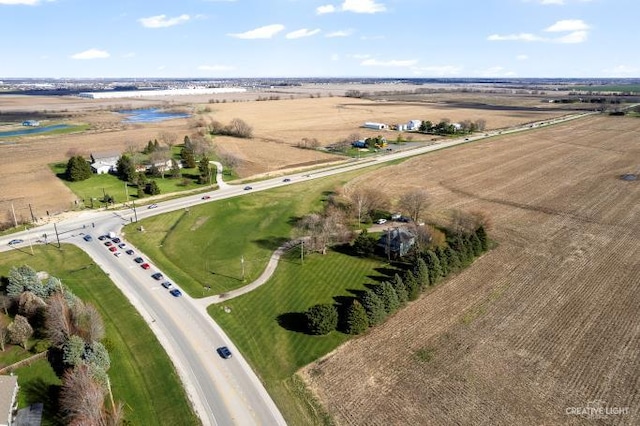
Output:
[0,124,71,138]
[119,108,190,123]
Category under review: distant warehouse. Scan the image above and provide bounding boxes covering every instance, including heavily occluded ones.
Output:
[362,122,388,130]
[77,87,247,99]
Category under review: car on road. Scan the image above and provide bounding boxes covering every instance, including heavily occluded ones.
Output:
[98,235,107,241]
[104,241,113,247]
[283,178,291,182]
[112,237,121,243]
[141,263,150,270]
[169,289,182,297]
[134,257,144,264]
[202,195,211,200]
[108,246,117,252]
[114,252,122,257]
[217,346,232,359]
[83,235,93,242]
[118,243,126,248]
[125,249,134,255]
[151,272,163,281]
[148,204,158,209]
[7,239,23,245]
[161,281,172,289]
[243,186,252,190]
[376,218,387,225]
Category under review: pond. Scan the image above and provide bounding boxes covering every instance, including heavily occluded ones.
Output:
[119,108,190,123]
[0,124,71,138]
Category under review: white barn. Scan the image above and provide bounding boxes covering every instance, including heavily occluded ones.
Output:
[90,151,120,174]
[406,119,422,131]
[363,122,388,130]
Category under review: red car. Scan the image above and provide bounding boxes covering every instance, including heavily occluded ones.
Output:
[141,263,150,270]
[108,246,117,252]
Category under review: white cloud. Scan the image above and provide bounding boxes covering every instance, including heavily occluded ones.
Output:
[516,54,529,60]
[326,29,353,38]
[228,24,285,39]
[480,66,517,77]
[603,65,639,77]
[316,4,336,14]
[487,33,545,42]
[412,65,462,76]
[554,30,588,43]
[361,58,418,67]
[286,28,321,39]
[198,64,235,71]
[342,0,386,13]
[544,19,589,32]
[139,14,190,28]
[70,48,110,60]
[0,0,40,4]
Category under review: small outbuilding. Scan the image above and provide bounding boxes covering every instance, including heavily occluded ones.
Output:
[363,122,388,130]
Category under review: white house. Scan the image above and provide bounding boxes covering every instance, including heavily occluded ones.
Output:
[363,122,388,130]
[0,375,18,426]
[406,119,422,131]
[90,151,120,174]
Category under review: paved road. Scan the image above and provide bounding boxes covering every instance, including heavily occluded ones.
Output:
[0,111,594,425]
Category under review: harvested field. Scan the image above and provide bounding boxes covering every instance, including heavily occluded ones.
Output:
[0,90,567,223]
[301,115,640,425]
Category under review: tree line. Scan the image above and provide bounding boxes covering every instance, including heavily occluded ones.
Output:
[299,224,490,336]
[1,265,123,424]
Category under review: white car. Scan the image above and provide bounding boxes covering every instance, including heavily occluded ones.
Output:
[148,204,158,209]
[376,218,387,225]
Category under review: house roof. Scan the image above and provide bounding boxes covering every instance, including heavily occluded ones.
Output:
[91,151,121,161]
[0,375,18,425]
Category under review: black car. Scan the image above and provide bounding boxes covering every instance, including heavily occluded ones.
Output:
[125,249,134,255]
[161,281,172,289]
[98,235,107,241]
[217,346,232,359]
[133,257,144,264]
[244,186,252,190]
[112,237,121,244]
[151,272,163,281]
[283,178,291,182]
[83,235,93,242]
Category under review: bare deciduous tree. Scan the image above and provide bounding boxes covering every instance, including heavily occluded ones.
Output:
[0,320,8,351]
[59,364,105,426]
[158,131,177,150]
[342,187,388,226]
[0,295,12,316]
[296,207,351,254]
[398,188,431,223]
[226,118,253,138]
[450,209,492,235]
[18,291,46,320]
[45,292,72,347]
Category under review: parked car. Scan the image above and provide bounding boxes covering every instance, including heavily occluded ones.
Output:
[114,252,122,257]
[98,235,107,241]
[112,237,121,243]
[244,186,252,190]
[161,281,172,289]
[104,241,113,247]
[118,243,126,248]
[376,218,387,225]
[390,213,401,220]
[7,239,23,245]
[141,263,150,270]
[125,249,134,255]
[134,257,144,264]
[83,235,93,242]
[217,346,232,359]
[151,272,163,281]
[148,204,158,209]
[202,195,211,200]
[169,289,182,297]
[108,246,117,252]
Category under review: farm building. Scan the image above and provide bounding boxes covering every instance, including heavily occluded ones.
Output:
[378,227,416,257]
[352,140,367,148]
[22,120,40,127]
[90,151,120,174]
[363,122,388,130]
[406,119,422,131]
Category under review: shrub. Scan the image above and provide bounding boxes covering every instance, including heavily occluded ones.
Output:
[305,304,338,335]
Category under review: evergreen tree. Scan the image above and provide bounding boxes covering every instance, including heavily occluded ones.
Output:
[360,289,387,325]
[344,300,369,334]
[391,273,408,304]
[445,246,461,273]
[414,258,430,289]
[181,146,196,168]
[198,156,211,184]
[374,282,400,314]
[435,246,449,277]
[170,159,182,179]
[136,185,145,199]
[352,228,377,257]
[305,304,338,335]
[145,181,161,195]
[476,225,489,252]
[424,250,443,285]
[470,233,483,257]
[65,156,92,182]
[153,139,160,151]
[7,265,40,298]
[116,154,136,182]
[403,271,421,301]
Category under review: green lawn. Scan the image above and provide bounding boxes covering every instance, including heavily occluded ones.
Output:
[209,248,389,425]
[0,245,199,426]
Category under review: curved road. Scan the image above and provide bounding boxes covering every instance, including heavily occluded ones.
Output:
[0,112,594,425]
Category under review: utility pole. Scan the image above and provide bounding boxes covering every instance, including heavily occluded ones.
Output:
[300,240,304,264]
[53,223,61,248]
[124,183,129,203]
[241,255,245,282]
[28,203,36,223]
[131,200,138,223]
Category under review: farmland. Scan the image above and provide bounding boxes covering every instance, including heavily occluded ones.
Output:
[301,115,640,425]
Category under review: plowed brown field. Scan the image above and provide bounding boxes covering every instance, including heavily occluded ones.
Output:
[301,115,640,425]
[0,92,565,223]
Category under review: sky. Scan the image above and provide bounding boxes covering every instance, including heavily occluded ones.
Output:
[0,0,638,79]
